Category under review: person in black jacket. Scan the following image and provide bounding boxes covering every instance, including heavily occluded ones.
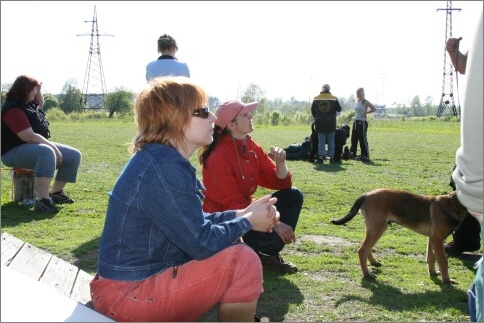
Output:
[1,75,82,214]
[311,84,342,163]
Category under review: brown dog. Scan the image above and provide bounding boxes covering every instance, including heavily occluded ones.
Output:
[331,188,468,284]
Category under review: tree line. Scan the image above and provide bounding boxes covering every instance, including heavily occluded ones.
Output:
[1,80,457,123]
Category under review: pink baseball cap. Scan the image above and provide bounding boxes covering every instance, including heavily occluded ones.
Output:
[215,100,258,129]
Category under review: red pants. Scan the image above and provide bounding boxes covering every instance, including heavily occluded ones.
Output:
[90,244,263,322]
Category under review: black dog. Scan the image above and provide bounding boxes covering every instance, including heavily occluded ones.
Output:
[333,124,350,163]
[446,166,481,255]
[309,122,319,162]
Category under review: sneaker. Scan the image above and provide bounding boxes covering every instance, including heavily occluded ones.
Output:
[359,155,371,162]
[445,240,480,256]
[315,155,326,164]
[258,253,298,274]
[254,313,261,322]
[35,198,59,214]
[49,190,74,204]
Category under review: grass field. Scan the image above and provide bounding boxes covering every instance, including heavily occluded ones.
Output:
[1,118,481,322]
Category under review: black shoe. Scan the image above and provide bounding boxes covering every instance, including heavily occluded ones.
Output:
[259,253,298,274]
[445,240,480,256]
[35,198,59,214]
[359,155,371,162]
[254,313,261,322]
[49,190,74,204]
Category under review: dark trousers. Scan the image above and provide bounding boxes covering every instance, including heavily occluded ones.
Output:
[350,120,370,158]
[453,213,481,248]
[243,187,303,255]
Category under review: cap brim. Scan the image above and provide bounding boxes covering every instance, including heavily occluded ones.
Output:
[239,101,258,114]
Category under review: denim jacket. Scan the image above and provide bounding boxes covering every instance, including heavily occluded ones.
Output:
[97,143,252,281]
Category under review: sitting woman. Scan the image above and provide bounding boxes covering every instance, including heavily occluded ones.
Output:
[90,77,279,322]
[1,75,82,213]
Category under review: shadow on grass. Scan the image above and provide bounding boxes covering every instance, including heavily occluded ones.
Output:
[71,237,100,273]
[257,269,304,321]
[199,269,304,322]
[0,201,57,225]
[449,252,483,271]
[335,277,468,313]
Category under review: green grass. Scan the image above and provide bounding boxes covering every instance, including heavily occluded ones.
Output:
[1,118,480,322]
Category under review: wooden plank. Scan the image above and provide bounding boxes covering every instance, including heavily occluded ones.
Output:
[1,231,25,265]
[1,231,96,305]
[8,241,52,281]
[72,269,95,305]
[41,254,79,298]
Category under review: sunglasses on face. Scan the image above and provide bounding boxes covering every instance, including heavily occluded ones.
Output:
[192,107,210,119]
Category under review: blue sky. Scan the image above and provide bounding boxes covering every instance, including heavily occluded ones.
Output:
[1,1,482,106]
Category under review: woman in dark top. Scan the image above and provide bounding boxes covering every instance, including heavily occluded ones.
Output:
[1,75,81,213]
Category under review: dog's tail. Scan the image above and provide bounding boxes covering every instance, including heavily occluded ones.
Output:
[330,194,366,225]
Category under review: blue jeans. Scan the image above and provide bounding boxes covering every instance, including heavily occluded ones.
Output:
[317,132,336,157]
[1,142,81,182]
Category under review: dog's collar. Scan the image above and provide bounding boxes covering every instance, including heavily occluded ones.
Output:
[449,193,469,220]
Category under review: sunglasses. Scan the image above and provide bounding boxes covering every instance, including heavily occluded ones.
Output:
[192,107,210,119]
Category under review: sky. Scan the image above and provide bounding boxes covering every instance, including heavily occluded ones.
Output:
[1,1,482,106]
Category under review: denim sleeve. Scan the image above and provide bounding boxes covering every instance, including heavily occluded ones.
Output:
[138,160,252,260]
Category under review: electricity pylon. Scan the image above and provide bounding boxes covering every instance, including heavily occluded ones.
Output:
[77,5,113,111]
[436,1,461,117]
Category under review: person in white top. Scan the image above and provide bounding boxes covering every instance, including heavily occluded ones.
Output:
[145,34,190,81]
[349,87,376,162]
[447,8,483,322]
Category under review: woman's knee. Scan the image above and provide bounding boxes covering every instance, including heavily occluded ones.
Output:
[33,145,57,177]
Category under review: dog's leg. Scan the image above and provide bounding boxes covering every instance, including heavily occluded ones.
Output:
[358,223,388,280]
[426,237,438,276]
[429,236,455,284]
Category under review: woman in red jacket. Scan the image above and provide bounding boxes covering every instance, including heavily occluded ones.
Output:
[199,100,303,274]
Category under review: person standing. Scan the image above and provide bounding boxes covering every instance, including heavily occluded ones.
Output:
[91,77,280,322]
[1,75,82,214]
[447,8,483,322]
[145,34,190,80]
[311,84,342,163]
[349,87,376,162]
[199,100,304,274]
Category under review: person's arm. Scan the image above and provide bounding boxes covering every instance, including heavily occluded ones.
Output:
[335,99,342,112]
[34,83,44,107]
[268,146,289,179]
[365,100,376,116]
[2,108,63,163]
[446,37,468,74]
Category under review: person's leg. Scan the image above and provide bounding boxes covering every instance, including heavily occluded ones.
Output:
[317,133,327,160]
[327,131,336,159]
[350,121,359,156]
[90,244,263,322]
[218,301,258,322]
[1,143,56,199]
[360,121,370,159]
[51,143,82,190]
[244,188,303,274]
[244,188,303,255]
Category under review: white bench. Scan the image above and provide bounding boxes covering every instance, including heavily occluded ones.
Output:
[1,232,113,322]
[1,264,114,322]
